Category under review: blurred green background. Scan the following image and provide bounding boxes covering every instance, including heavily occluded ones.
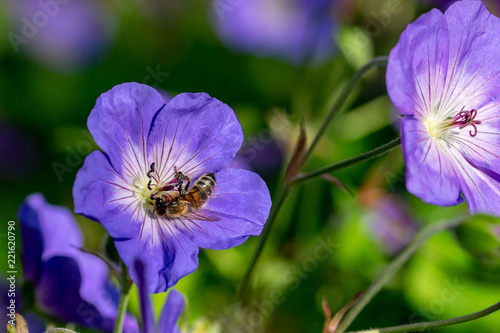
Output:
[0,0,499,332]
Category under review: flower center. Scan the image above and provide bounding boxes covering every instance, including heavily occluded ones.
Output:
[138,163,184,205]
[424,107,481,139]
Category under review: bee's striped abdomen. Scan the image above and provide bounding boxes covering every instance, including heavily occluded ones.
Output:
[185,173,216,209]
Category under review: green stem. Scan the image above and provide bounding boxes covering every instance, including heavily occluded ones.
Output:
[302,55,388,166]
[336,218,465,333]
[238,184,291,302]
[292,137,401,186]
[114,262,132,333]
[347,301,500,333]
[238,56,389,302]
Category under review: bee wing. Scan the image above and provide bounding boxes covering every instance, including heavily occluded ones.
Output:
[185,209,220,222]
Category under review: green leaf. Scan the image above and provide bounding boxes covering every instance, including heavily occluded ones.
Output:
[285,119,307,184]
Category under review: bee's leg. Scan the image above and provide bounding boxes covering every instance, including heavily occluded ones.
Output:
[184,175,191,192]
[179,174,190,195]
[176,177,187,196]
[174,166,180,179]
[173,166,184,194]
[175,181,184,196]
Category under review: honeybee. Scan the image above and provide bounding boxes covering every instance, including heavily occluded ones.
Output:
[165,173,216,217]
[152,196,168,216]
[151,172,216,218]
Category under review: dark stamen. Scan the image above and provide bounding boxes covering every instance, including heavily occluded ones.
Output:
[147,163,155,178]
[452,107,482,137]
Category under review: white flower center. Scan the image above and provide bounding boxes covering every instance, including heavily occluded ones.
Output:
[423,107,481,139]
[424,115,448,139]
[134,163,184,214]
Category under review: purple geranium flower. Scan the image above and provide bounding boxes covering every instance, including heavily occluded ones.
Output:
[73,83,271,293]
[18,193,139,332]
[387,0,500,215]
[210,0,336,65]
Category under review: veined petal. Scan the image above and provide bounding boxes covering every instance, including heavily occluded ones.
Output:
[402,118,463,206]
[36,256,139,333]
[146,93,243,181]
[387,8,449,118]
[19,194,139,333]
[73,150,143,239]
[454,156,500,215]
[35,256,112,331]
[18,193,82,282]
[437,1,500,174]
[135,260,154,333]
[450,120,500,176]
[114,228,199,293]
[88,82,165,179]
[185,168,271,250]
[439,1,500,116]
[157,289,184,333]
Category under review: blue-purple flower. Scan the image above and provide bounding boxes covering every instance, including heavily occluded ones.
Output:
[73,83,271,293]
[6,0,115,72]
[18,193,139,332]
[387,0,500,215]
[210,0,336,65]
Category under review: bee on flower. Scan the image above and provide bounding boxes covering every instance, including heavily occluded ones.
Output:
[73,83,271,293]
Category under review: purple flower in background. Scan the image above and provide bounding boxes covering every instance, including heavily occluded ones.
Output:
[19,193,139,333]
[0,121,39,181]
[362,194,418,254]
[136,261,184,333]
[73,83,271,293]
[420,0,458,11]
[421,0,499,14]
[6,0,115,72]
[387,0,500,216]
[227,135,284,183]
[211,0,336,65]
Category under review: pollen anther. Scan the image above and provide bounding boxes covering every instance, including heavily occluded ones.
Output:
[451,107,481,137]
